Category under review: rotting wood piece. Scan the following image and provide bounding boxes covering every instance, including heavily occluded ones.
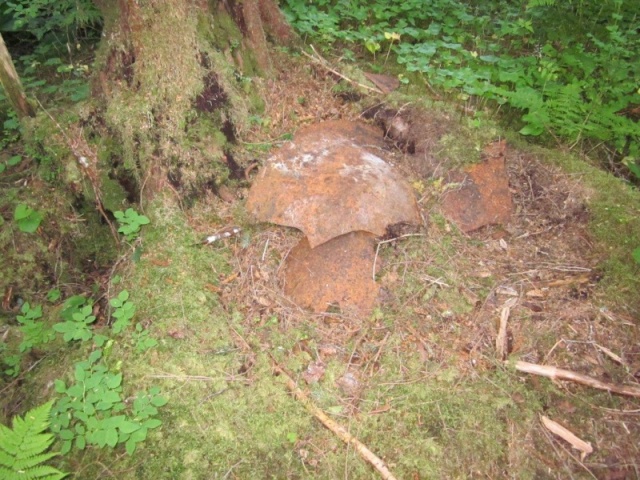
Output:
[0,33,35,118]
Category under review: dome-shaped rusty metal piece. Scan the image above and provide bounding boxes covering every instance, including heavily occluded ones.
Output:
[246,120,420,248]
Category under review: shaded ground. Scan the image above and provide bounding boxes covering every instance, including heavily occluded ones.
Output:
[2,52,640,479]
[201,54,640,477]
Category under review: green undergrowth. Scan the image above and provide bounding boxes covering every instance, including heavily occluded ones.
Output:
[283,0,640,181]
[70,198,314,478]
[48,195,549,478]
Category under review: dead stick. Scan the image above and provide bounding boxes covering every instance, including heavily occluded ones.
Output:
[271,359,398,480]
[302,46,383,94]
[496,298,517,360]
[512,361,640,398]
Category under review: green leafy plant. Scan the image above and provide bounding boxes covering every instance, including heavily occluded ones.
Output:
[133,324,158,353]
[50,349,166,455]
[0,113,21,151]
[0,400,68,480]
[109,290,135,334]
[17,303,55,353]
[14,204,44,233]
[632,247,640,265]
[0,155,22,174]
[1,353,22,378]
[283,0,640,180]
[53,299,96,342]
[53,296,108,346]
[114,208,150,241]
[46,289,61,303]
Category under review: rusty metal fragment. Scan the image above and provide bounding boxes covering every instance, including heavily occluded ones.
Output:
[284,232,379,315]
[441,140,513,232]
[246,120,420,248]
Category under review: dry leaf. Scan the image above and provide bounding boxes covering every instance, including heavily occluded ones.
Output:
[255,296,272,307]
[167,329,186,339]
[150,258,172,267]
[368,404,392,415]
[2,286,12,310]
[474,270,493,278]
[220,272,240,285]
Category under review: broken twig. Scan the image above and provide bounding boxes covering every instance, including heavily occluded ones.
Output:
[496,297,517,360]
[512,360,640,398]
[270,358,398,480]
[540,415,593,460]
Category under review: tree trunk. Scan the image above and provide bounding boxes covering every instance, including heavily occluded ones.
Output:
[0,33,35,118]
[90,0,294,200]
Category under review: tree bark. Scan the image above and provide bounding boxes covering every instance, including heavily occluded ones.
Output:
[89,0,294,200]
[0,33,35,118]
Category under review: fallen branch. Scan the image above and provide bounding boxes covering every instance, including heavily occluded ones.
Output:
[512,361,640,398]
[270,358,398,480]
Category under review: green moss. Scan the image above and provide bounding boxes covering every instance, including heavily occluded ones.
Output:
[99,175,128,212]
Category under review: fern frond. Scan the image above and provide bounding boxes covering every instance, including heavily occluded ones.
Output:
[13,452,58,471]
[0,402,67,480]
[0,424,19,458]
[0,467,16,479]
[9,464,67,479]
[13,433,56,460]
[0,450,13,468]
[527,0,556,7]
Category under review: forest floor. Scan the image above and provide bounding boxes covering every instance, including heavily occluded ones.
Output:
[2,52,640,479]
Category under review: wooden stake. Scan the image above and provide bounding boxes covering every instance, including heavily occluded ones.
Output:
[496,298,517,360]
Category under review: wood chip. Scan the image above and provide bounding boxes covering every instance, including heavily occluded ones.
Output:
[496,297,517,360]
[540,415,593,460]
[525,289,546,298]
[594,344,626,366]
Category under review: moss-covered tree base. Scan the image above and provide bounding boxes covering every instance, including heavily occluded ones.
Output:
[90,0,293,201]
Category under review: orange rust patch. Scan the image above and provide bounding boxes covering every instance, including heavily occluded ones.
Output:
[441,140,513,232]
[246,120,420,248]
[284,231,379,315]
